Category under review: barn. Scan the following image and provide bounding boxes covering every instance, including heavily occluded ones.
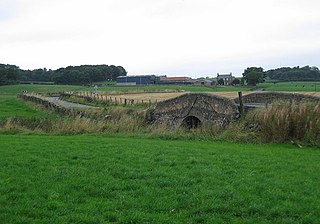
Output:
[116,75,160,85]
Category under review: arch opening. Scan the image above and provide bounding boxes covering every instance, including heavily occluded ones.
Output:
[181,116,201,129]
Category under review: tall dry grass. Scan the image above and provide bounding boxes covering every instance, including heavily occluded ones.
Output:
[244,101,320,145]
[0,105,147,134]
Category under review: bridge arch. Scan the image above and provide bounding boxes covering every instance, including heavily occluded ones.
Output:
[181,115,202,129]
[149,93,239,128]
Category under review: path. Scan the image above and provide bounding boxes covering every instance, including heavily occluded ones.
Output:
[46,97,98,109]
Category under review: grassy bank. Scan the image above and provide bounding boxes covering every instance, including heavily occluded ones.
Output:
[1,134,320,223]
[0,95,58,119]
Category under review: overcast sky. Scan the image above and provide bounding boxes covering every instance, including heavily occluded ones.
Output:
[1,0,320,77]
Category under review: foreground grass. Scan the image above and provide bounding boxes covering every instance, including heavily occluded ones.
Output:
[0,134,319,223]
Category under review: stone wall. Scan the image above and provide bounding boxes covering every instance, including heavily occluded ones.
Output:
[149,93,239,128]
[18,93,99,119]
[234,92,320,104]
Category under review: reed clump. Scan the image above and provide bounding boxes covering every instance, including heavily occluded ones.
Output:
[243,101,320,145]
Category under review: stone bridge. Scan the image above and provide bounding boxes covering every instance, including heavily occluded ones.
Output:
[149,92,320,128]
[149,93,239,128]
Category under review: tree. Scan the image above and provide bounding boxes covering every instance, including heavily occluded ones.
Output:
[217,78,224,85]
[242,67,266,86]
[0,64,19,85]
[231,78,240,85]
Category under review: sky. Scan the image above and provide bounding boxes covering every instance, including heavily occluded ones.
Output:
[1,0,320,77]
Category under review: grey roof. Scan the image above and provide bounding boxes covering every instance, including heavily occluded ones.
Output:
[217,74,233,78]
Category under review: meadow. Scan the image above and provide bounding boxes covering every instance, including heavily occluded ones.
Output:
[1,134,320,223]
[0,83,320,223]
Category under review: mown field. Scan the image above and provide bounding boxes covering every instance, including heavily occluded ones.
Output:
[1,134,320,223]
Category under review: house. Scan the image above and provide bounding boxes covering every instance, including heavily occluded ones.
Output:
[217,73,234,85]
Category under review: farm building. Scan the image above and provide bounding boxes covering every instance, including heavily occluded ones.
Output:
[159,76,193,85]
[193,79,214,86]
[116,75,160,85]
[217,73,234,85]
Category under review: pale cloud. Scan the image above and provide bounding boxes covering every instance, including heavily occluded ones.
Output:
[0,0,18,22]
[0,0,320,76]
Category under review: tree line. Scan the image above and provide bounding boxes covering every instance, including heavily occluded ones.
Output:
[1,63,320,86]
[242,65,320,86]
[266,66,320,81]
[0,64,127,85]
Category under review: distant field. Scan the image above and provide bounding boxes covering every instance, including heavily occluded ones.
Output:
[1,82,319,97]
[109,91,252,102]
[257,81,320,92]
[98,84,251,93]
[0,84,250,95]
[0,134,319,223]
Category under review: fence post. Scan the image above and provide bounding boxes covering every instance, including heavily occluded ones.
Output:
[238,91,244,116]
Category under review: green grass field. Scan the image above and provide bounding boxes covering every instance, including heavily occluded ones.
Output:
[0,84,320,223]
[0,84,90,95]
[0,134,319,223]
[0,95,48,118]
[0,95,58,119]
[257,81,320,92]
[1,82,319,97]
